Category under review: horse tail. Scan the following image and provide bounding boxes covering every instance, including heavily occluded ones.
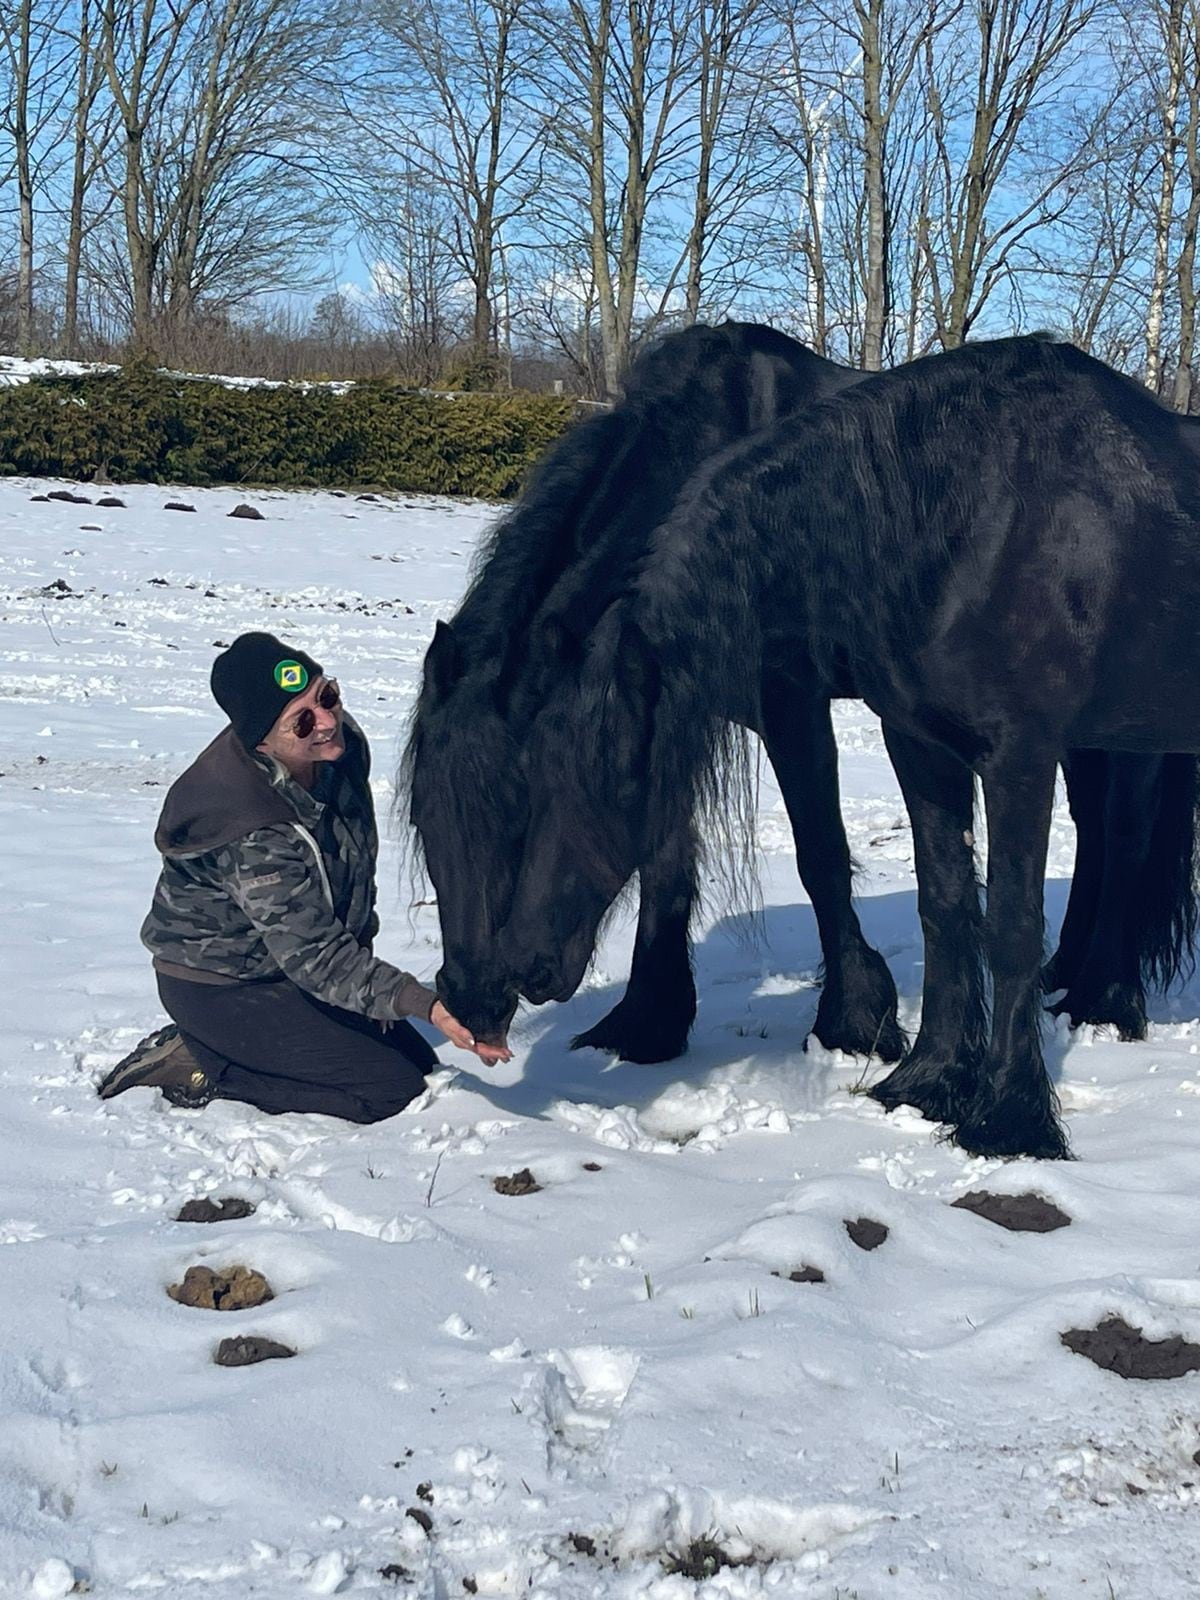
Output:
[1135,753,1200,991]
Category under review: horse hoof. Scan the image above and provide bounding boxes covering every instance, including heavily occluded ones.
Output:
[950,1102,1072,1162]
[812,1010,908,1064]
[867,1054,973,1126]
[570,1014,691,1064]
[1049,983,1147,1043]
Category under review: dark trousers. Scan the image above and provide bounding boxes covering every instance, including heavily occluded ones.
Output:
[157,972,439,1124]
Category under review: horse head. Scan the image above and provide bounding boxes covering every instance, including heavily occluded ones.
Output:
[405,618,527,1041]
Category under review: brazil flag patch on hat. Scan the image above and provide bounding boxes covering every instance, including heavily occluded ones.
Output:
[274,659,309,692]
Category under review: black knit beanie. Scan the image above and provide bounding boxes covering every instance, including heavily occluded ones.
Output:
[210,632,323,748]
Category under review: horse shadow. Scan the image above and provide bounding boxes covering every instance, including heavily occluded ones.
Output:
[452,872,1200,1124]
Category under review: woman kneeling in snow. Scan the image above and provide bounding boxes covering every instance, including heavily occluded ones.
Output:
[98,631,510,1121]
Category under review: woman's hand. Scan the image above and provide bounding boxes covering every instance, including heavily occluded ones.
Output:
[430,1000,513,1066]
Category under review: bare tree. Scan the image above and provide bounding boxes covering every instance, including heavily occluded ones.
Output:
[0,0,70,352]
[60,0,115,354]
[363,154,473,384]
[364,0,545,380]
[917,0,1103,349]
[96,0,339,354]
[1168,0,1200,408]
[529,0,705,394]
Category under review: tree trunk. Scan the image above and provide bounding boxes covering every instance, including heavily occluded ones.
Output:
[14,0,35,354]
[1173,25,1200,410]
[1148,0,1184,392]
[859,0,887,370]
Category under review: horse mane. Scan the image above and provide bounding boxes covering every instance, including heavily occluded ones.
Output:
[399,320,847,883]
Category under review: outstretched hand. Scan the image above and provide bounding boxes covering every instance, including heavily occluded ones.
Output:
[429,1000,513,1067]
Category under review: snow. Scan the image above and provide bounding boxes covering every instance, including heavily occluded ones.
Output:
[2,477,1200,1599]
[0,355,355,393]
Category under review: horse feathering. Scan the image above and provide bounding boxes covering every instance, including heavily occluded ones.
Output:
[537,491,767,920]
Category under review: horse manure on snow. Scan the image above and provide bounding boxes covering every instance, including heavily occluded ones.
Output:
[493,1168,542,1195]
[168,1264,273,1310]
[772,1265,826,1284]
[175,1196,257,1224]
[952,1190,1071,1232]
[845,1217,889,1251]
[213,1335,296,1367]
[662,1538,751,1580]
[1061,1317,1200,1379]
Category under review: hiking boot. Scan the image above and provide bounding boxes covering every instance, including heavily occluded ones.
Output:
[97,1025,213,1106]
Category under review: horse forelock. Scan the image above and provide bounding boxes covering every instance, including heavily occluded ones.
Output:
[400,679,527,884]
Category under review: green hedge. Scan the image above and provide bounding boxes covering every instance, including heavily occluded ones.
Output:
[0,364,577,498]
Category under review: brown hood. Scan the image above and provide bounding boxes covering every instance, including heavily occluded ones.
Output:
[154,718,369,857]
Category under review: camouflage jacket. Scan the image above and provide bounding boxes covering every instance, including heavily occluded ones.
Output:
[141,716,436,1022]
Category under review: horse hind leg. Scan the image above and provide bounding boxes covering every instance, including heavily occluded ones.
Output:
[1042,749,1106,995]
[762,684,906,1063]
[868,727,986,1126]
[570,829,697,1064]
[1050,752,1172,1041]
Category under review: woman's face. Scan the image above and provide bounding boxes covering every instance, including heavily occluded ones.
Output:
[256,674,346,778]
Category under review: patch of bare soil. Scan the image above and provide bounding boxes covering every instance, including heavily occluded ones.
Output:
[405,1506,433,1533]
[845,1216,889,1251]
[1061,1316,1200,1379]
[493,1168,542,1195]
[175,1196,256,1224]
[378,1564,412,1583]
[952,1190,1070,1232]
[662,1538,751,1580]
[168,1264,273,1310]
[213,1335,295,1367]
[772,1265,826,1284]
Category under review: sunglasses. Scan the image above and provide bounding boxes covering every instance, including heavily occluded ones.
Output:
[285,679,341,739]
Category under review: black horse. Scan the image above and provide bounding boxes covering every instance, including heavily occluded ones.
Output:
[404,321,904,1062]
[407,323,1195,1070]
[495,335,1200,1160]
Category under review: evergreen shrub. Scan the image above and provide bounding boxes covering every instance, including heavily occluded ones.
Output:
[0,364,576,499]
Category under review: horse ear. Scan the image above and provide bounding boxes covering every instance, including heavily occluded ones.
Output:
[423,620,461,703]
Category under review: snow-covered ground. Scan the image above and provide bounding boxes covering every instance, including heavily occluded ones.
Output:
[3,479,1200,1600]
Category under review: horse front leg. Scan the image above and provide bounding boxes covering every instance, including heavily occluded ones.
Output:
[954,744,1071,1161]
[761,682,905,1062]
[869,726,986,1125]
[570,825,697,1064]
